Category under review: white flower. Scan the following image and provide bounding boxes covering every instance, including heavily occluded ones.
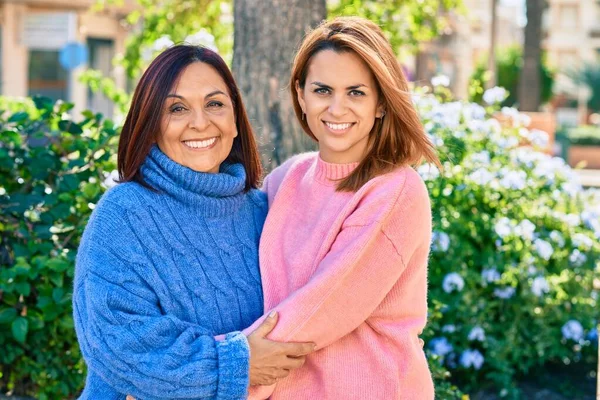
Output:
[431,74,450,87]
[469,151,491,165]
[549,231,565,247]
[562,320,584,341]
[442,324,457,333]
[459,349,484,369]
[569,249,587,267]
[468,168,494,185]
[431,231,450,252]
[494,286,516,299]
[483,86,507,105]
[152,35,174,52]
[515,219,536,241]
[462,103,486,121]
[572,233,594,251]
[526,129,550,148]
[499,169,527,190]
[531,276,550,297]
[533,239,553,261]
[102,170,120,189]
[494,217,513,238]
[468,326,486,342]
[481,268,501,285]
[184,29,218,52]
[429,337,453,356]
[417,163,440,181]
[443,272,465,293]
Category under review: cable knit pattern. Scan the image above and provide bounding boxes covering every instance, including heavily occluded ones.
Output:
[73,145,267,400]
[246,152,434,400]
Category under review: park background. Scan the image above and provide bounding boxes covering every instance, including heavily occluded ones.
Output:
[0,0,599,399]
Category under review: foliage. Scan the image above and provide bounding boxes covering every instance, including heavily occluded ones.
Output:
[569,63,600,112]
[470,46,555,107]
[329,0,464,55]
[418,83,599,398]
[0,96,118,398]
[567,125,600,147]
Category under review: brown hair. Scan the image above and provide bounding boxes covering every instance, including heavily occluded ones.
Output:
[118,45,262,191]
[290,17,440,191]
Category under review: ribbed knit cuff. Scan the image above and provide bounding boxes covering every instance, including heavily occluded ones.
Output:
[216,331,250,399]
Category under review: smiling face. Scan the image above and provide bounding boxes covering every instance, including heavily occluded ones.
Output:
[157,61,237,173]
[297,50,383,164]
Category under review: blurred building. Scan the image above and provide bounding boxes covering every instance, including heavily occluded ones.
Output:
[0,0,137,119]
[544,0,600,124]
[411,0,524,99]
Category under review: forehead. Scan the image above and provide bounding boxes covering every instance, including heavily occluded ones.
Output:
[171,62,228,96]
[306,49,375,86]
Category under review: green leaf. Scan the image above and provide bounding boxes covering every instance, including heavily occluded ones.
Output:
[8,111,29,123]
[58,120,84,135]
[0,308,17,324]
[32,95,54,111]
[11,317,29,343]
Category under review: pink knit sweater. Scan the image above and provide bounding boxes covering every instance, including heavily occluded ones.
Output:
[246,152,434,400]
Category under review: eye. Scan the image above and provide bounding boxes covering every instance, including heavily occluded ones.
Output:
[207,101,224,108]
[349,89,366,97]
[314,87,330,95]
[169,104,187,113]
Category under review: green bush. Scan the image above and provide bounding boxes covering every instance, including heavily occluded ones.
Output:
[418,85,599,398]
[469,46,554,107]
[568,125,600,146]
[0,96,118,398]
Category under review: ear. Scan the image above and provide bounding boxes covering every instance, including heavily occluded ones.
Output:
[296,80,306,115]
[375,103,386,119]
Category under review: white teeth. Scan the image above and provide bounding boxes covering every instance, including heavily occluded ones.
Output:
[183,138,217,149]
[325,122,352,131]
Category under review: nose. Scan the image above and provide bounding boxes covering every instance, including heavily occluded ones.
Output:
[327,95,348,118]
[189,109,210,131]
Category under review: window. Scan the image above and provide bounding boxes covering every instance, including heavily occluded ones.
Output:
[87,38,115,118]
[28,50,68,102]
[558,5,579,30]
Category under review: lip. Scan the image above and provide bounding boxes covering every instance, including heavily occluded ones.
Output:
[322,120,356,135]
[181,136,219,151]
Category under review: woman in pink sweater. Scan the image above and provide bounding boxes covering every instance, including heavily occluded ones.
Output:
[246,17,440,399]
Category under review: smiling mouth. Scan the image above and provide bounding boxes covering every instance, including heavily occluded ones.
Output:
[182,137,218,150]
[323,121,356,133]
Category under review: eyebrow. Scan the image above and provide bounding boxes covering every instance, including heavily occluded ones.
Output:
[166,90,228,100]
[310,81,368,90]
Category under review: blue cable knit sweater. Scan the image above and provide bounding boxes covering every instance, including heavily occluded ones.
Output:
[73,146,267,400]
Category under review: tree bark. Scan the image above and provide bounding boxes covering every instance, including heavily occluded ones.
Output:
[486,0,498,89]
[232,0,326,171]
[518,0,545,111]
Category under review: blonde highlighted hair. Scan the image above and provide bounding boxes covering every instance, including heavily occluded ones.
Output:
[290,16,440,191]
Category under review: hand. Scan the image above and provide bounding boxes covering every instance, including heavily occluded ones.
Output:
[247,312,316,386]
[126,396,135,400]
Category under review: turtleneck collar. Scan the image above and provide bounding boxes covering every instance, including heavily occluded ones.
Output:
[140,145,247,216]
[313,154,359,185]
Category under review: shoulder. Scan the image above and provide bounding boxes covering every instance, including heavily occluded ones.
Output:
[262,152,318,203]
[246,188,268,214]
[349,166,430,226]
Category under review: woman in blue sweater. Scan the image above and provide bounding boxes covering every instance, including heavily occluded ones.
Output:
[73,45,314,399]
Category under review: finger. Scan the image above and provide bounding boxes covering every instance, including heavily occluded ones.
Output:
[279,341,316,356]
[126,396,136,400]
[284,355,306,370]
[275,368,291,379]
[252,312,278,338]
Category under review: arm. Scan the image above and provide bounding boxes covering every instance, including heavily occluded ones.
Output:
[246,171,431,348]
[73,243,249,400]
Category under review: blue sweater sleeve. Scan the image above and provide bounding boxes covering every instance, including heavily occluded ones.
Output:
[73,200,250,399]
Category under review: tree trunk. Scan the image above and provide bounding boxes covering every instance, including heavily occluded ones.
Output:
[486,0,498,89]
[232,0,326,171]
[518,0,544,111]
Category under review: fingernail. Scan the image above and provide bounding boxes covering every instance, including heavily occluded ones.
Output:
[269,311,277,318]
